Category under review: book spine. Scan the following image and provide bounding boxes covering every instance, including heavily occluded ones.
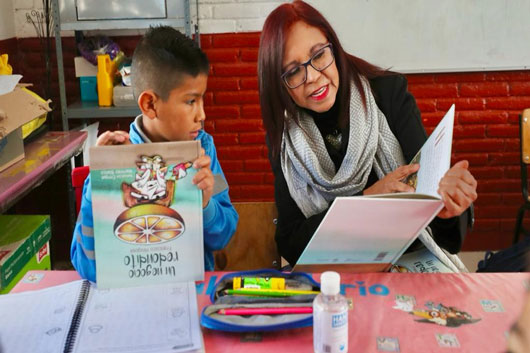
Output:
[63,280,90,353]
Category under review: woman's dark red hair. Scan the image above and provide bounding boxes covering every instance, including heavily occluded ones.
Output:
[258,0,388,161]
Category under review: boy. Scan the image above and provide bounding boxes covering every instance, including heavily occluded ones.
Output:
[71,26,238,282]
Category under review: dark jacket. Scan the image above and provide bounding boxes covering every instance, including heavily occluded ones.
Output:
[270,74,471,266]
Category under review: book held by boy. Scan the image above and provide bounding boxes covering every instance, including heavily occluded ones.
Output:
[0,279,203,353]
[90,141,203,288]
[294,105,456,273]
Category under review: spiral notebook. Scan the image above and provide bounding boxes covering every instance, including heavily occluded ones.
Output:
[0,280,202,353]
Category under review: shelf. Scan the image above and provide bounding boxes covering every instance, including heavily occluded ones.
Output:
[0,131,87,213]
[52,0,197,130]
[61,19,187,31]
[66,101,141,119]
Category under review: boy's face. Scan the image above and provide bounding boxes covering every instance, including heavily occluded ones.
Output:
[150,73,208,142]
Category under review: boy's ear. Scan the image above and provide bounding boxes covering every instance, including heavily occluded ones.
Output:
[137,90,158,120]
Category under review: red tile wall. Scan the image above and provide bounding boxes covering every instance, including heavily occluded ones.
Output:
[7,32,530,250]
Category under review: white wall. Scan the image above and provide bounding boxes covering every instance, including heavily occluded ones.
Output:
[307,0,530,73]
[0,0,16,40]
[13,0,286,37]
[198,0,284,33]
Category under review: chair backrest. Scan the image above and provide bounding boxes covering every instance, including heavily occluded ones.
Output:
[519,109,530,202]
[521,109,530,165]
[71,166,90,216]
[214,202,280,271]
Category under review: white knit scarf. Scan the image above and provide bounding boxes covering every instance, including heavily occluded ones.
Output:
[280,78,406,218]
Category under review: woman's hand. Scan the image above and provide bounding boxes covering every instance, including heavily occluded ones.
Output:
[437,160,477,219]
[192,148,214,208]
[363,164,420,195]
[96,130,131,146]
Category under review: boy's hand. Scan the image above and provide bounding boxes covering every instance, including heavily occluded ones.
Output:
[363,164,419,195]
[96,131,131,146]
[437,160,477,219]
[192,148,214,208]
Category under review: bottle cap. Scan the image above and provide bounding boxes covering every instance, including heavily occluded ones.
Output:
[320,271,340,295]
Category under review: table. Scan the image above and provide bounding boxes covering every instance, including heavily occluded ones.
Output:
[0,131,87,212]
[12,270,527,352]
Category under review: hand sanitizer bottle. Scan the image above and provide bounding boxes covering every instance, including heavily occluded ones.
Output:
[313,271,348,353]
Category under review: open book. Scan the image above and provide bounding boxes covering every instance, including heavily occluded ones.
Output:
[90,141,203,288]
[294,105,455,272]
[0,280,202,353]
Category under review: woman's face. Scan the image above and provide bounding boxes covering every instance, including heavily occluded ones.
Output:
[282,21,339,113]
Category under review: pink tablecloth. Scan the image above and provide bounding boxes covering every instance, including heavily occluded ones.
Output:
[12,270,527,352]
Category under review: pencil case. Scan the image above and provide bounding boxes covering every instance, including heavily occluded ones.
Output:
[200,269,320,332]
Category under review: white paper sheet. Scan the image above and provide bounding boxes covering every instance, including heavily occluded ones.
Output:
[0,75,23,96]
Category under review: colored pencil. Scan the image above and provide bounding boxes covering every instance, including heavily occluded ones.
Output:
[218,307,313,315]
[224,288,320,297]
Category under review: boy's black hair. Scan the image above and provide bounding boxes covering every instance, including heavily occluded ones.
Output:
[131,26,209,101]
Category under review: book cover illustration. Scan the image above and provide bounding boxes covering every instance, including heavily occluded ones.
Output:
[390,247,453,273]
[393,295,481,328]
[90,141,203,288]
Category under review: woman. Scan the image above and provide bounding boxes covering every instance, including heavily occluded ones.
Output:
[258,1,477,267]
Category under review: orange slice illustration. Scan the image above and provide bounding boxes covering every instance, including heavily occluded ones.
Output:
[113,204,185,244]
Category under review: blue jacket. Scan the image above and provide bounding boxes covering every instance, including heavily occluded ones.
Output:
[71,118,238,282]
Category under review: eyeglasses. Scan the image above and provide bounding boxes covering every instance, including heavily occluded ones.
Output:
[281,43,334,89]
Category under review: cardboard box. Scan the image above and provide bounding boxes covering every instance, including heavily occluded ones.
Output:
[113,85,135,106]
[0,215,51,291]
[0,127,24,172]
[0,84,51,171]
[80,76,98,101]
[74,56,97,77]
[0,241,51,294]
[74,57,99,102]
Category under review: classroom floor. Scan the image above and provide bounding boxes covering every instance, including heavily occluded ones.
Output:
[460,251,486,272]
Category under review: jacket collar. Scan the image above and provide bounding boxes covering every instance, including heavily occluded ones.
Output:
[129,115,151,144]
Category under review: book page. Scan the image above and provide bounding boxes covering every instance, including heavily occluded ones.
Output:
[74,281,202,353]
[90,141,204,289]
[405,105,455,198]
[0,280,85,353]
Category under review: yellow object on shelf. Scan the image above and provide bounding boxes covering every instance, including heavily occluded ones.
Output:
[0,54,13,75]
[97,54,114,106]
